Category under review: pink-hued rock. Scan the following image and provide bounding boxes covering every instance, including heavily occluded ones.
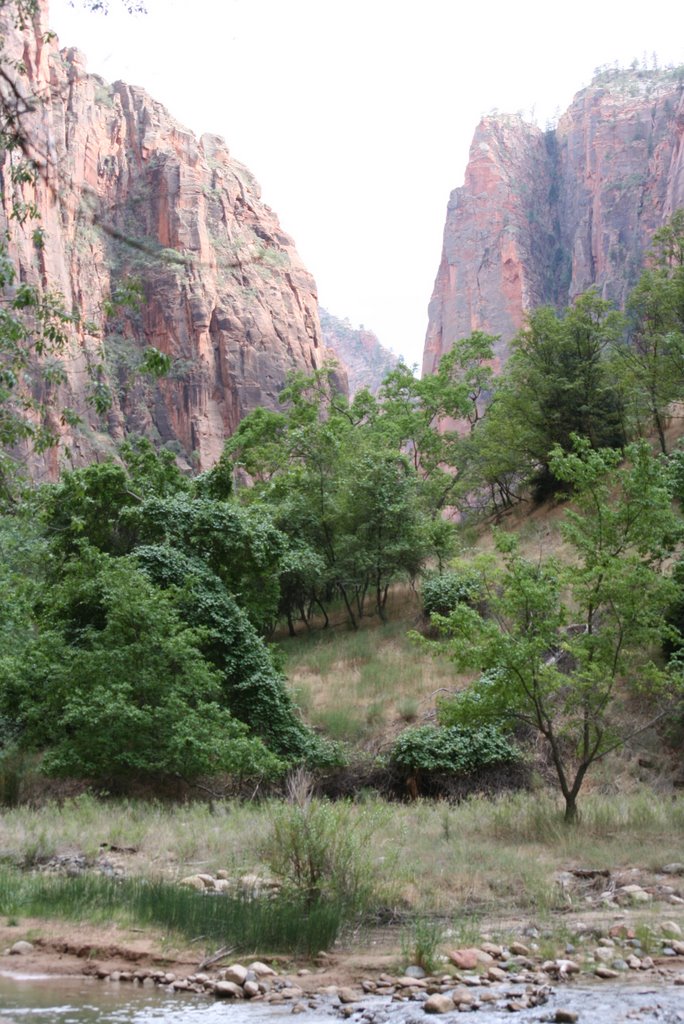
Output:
[1,0,337,478]
[447,948,479,970]
[423,68,684,376]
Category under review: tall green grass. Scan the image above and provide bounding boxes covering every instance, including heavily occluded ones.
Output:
[0,869,343,954]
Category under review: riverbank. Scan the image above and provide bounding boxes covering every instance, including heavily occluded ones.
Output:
[1,791,683,1015]
[2,904,684,1006]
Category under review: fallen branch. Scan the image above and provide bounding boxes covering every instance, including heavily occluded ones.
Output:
[198,945,235,971]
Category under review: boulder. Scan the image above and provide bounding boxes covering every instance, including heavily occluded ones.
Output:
[9,941,34,955]
[215,981,244,998]
[248,961,277,977]
[424,994,455,1013]
[447,947,484,969]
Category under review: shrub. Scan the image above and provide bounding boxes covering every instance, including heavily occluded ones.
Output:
[261,795,382,915]
[402,917,444,973]
[421,571,479,618]
[389,724,519,777]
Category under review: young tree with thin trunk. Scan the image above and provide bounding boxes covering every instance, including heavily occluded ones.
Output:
[435,438,682,822]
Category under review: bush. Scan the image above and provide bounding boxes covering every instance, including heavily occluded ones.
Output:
[389,724,519,777]
[261,791,383,914]
[421,571,479,618]
[2,550,282,785]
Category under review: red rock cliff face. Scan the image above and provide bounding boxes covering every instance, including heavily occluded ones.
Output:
[1,2,328,476]
[423,68,684,376]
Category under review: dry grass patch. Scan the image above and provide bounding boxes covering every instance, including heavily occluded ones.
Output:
[279,590,469,749]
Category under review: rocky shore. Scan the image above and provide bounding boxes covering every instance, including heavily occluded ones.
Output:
[3,913,684,1019]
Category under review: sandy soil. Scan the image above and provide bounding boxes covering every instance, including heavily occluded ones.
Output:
[0,917,401,990]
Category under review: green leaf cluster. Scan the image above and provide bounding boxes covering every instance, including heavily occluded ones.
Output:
[389,724,519,775]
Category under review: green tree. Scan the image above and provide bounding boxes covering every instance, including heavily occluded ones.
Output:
[0,548,282,784]
[435,438,682,822]
[226,361,437,630]
[614,210,684,453]
[505,293,626,497]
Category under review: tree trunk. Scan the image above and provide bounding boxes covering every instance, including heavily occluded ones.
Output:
[564,793,579,823]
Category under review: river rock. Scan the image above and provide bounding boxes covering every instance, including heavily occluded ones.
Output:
[178,875,208,891]
[487,966,507,981]
[404,965,427,979]
[249,961,277,977]
[424,994,455,1013]
[593,947,615,963]
[450,987,475,1006]
[215,981,244,998]
[243,981,260,998]
[554,1012,578,1023]
[661,863,684,875]
[661,921,683,938]
[338,989,361,1004]
[9,941,34,955]
[618,884,651,903]
[447,946,492,969]
[543,959,580,976]
[509,941,530,956]
[595,966,620,979]
[480,941,503,957]
[222,965,248,986]
[397,976,427,988]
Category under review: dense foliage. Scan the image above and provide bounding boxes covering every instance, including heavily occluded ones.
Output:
[0,441,338,785]
[389,724,519,776]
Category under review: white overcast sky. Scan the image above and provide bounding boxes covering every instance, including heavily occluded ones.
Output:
[49,0,684,367]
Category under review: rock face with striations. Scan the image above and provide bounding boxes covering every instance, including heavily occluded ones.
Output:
[1,1,330,476]
[319,308,398,396]
[423,67,684,376]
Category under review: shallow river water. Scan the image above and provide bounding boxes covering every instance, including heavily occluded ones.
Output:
[1,973,684,1024]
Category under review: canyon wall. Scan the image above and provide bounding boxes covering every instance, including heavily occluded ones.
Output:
[423,67,684,375]
[1,1,330,477]
[318,309,398,396]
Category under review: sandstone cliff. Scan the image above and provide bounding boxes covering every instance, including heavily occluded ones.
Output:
[423,67,684,376]
[319,309,398,396]
[1,1,329,477]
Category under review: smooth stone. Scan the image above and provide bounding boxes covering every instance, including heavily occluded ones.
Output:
[404,965,427,978]
[487,966,507,981]
[338,988,361,1004]
[509,941,530,956]
[9,941,34,956]
[450,986,474,1006]
[447,948,479,970]
[595,967,620,979]
[424,994,455,1013]
[215,981,243,998]
[249,961,277,977]
[222,965,248,986]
